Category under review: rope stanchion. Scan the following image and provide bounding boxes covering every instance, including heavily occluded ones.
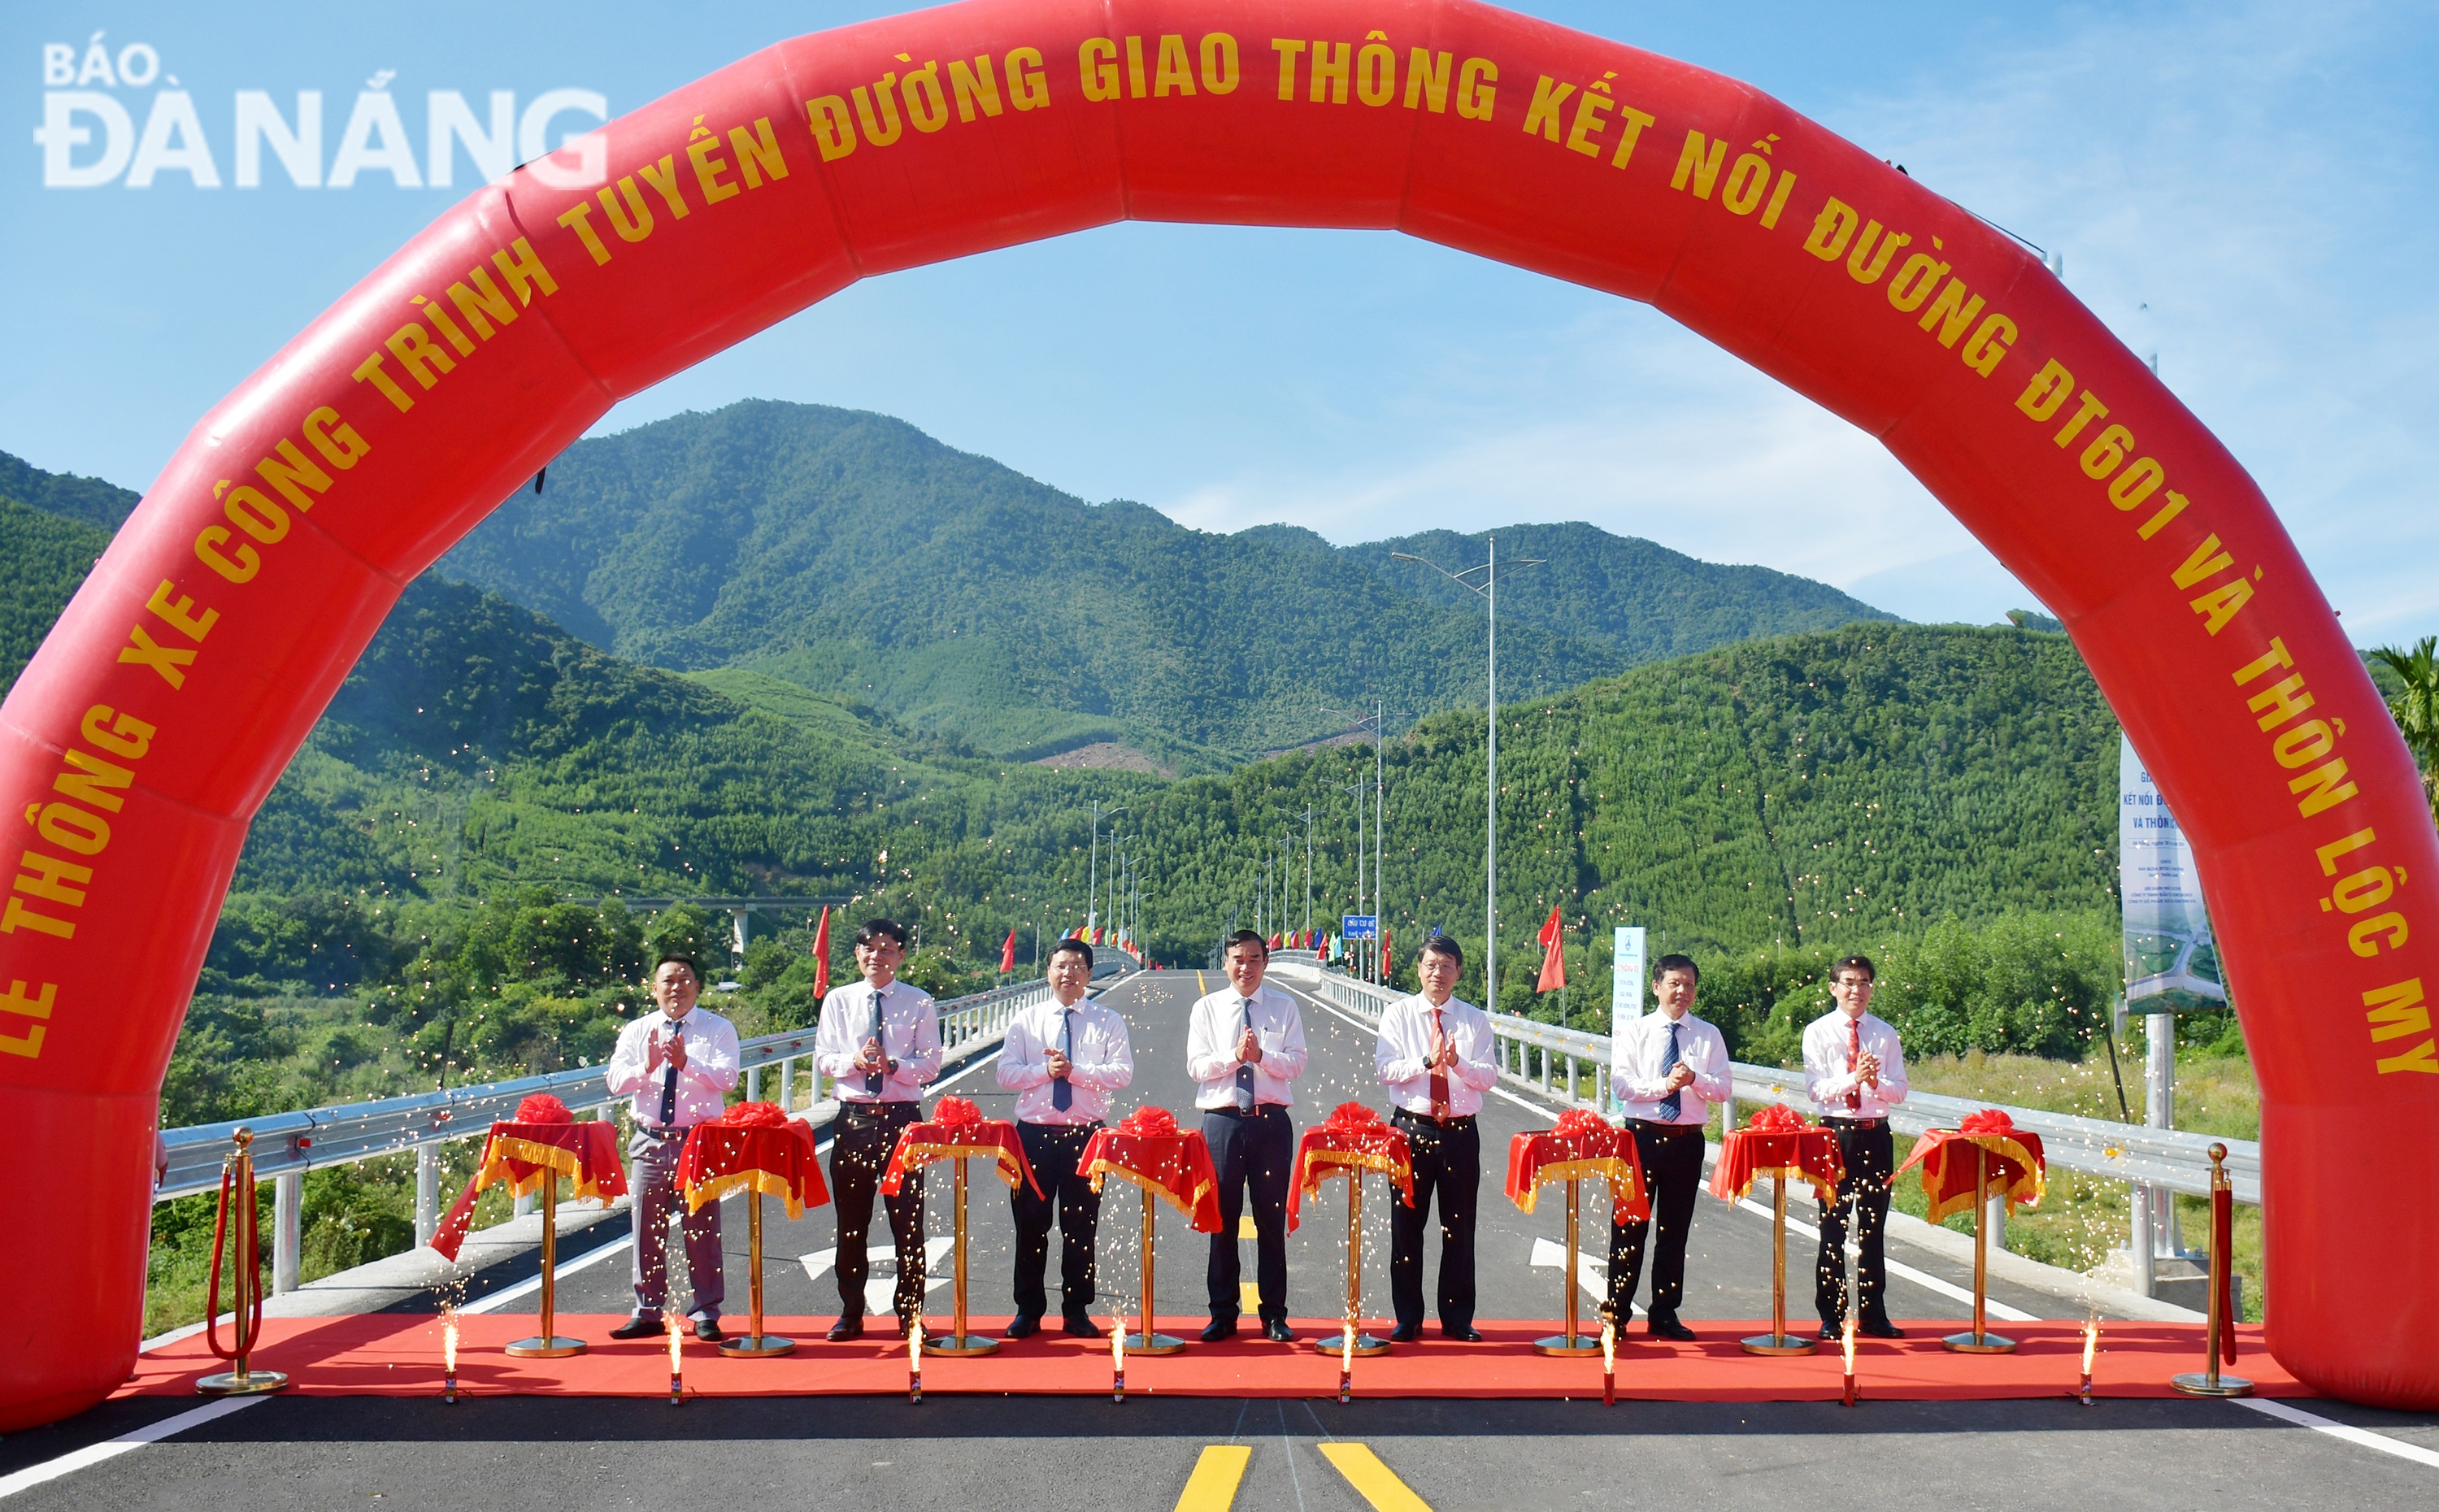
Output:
[2172,1144,2254,1397]
[196,1129,287,1396]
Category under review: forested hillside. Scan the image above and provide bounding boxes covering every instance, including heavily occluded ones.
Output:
[0,499,108,688]
[437,402,1891,766]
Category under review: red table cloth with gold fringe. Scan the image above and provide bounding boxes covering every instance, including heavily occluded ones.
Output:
[679,1101,831,1219]
[1709,1105,1845,1206]
[1288,1102,1413,1231]
[427,1095,626,1261]
[1505,1108,1649,1222]
[1898,1109,2046,1223]
[879,1096,1041,1197]
[1080,1106,1224,1233]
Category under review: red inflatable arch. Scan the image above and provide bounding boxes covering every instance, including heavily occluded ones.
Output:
[2,0,2432,1424]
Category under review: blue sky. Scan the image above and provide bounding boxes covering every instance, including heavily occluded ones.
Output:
[7,1,2434,641]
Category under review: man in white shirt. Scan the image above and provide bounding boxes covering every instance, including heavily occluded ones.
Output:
[1375,932,1498,1342]
[603,953,741,1340]
[997,937,1135,1338]
[1803,953,1909,1339]
[813,918,942,1341]
[1186,929,1309,1342]
[1606,954,1730,1341]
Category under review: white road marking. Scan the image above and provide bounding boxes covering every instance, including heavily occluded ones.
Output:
[460,1230,635,1313]
[0,1396,267,1502]
[2232,1397,2439,1470]
[799,1236,954,1311]
[1529,1235,1641,1314]
[1732,1197,2038,1323]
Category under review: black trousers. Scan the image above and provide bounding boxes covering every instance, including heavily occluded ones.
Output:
[1202,1106,1292,1324]
[830,1101,925,1324]
[1607,1122,1704,1324]
[1012,1121,1104,1320]
[1816,1119,1896,1328]
[1388,1110,1480,1334]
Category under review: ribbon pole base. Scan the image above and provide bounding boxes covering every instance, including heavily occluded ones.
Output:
[717,1333,797,1358]
[1133,1332,1188,1355]
[503,1336,586,1358]
[1739,1333,1818,1357]
[926,1334,1000,1357]
[195,1369,288,1395]
[1535,1334,1603,1357]
[1942,1330,2017,1354]
[2170,1371,2254,1397]
[1312,1333,1393,1358]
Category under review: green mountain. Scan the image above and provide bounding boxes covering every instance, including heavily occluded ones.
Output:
[0,497,110,689]
[437,401,1893,767]
[0,451,140,532]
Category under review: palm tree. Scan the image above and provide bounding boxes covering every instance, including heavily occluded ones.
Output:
[2371,636,2439,819]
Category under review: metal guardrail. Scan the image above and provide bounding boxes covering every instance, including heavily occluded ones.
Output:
[1283,963,2259,1204]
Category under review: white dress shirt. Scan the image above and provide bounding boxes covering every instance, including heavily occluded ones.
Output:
[1610,1009,1731,1125]
[814,978,942,1103]
[1375,993,1498,1117]
[1185,984,1309,1110]
[998,994,1135,1125]
[605,1007,742,1130]
[1802,1009,1910,1119]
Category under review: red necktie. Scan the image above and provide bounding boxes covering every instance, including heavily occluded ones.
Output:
[1846,1016,1863,1111]
[1429,1008,1451,1119]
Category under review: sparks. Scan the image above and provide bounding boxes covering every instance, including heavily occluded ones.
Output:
[2082,1316,2100,1375]
[441,1306,459,1375]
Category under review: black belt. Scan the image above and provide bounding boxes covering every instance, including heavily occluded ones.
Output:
[1824,1116,1887,1129]
[1629,1119,1702,1136]
[1393,1110,1476,1130]
[1206,1103,1285,1119]
[840,1101,920,1120]
[1018,1120,1104,1134]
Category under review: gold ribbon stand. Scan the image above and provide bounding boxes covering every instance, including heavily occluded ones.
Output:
[2172,1144,2253,1397]
[505,1167,584,1358]
[197,1129,289,1395]
[1311,1167,1389,1357]
[720,1188,794,1357]
[928,1156,998,1355]
[1741,1172,1816,1355]
[1944,1142,2015,1353]
[1534,1177,1601,1357]
[1134,1184,1186,1353]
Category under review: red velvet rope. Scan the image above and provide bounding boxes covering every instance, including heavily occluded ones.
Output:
[202,1153,262,1364]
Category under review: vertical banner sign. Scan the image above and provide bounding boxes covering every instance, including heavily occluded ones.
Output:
[2119,736,2227,1012]
[1611,926,1647,1041]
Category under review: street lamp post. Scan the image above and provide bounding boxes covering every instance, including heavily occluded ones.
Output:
[1390,538,1542,1014]
[1328,702,1393,984]
[1087,803,1130,942]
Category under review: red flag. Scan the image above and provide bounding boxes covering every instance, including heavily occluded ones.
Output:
[1382,924,1393,980]
[999,927,1016,973]
[1536,907,1567,993]
[811,906,832,1000]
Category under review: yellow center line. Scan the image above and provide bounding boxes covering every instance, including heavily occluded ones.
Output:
[1318,1444,1435,1512]
[1173,1445,1252,1511]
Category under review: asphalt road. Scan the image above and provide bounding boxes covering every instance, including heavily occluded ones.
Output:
[10,970,2437,1509]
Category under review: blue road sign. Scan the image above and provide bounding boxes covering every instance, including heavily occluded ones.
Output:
[1343,915,1378,939]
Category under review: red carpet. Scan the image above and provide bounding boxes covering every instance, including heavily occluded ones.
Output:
[120,1314,2299,1401]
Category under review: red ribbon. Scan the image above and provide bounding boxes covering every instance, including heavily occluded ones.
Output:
[933,1095,985,1129]
[1321,1100,1387,1131]
[1115,1106,1179,1138]
[1744,1102,1815,1133]
[716,1100,791,1127]
[1551,1108,1610,1139]
[514,1093,574,1124]
[1959,1108,2015,1136]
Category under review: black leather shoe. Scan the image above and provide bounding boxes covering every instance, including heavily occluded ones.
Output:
[1199,1319,1239,1343]
[693,1317,724,1343]
[1063,1314,1105,1339]
[1819,1323,1841,1340]
[896,1318,933,1344]
[1647,1317,1698,1342]
[607,1315,659,1340]
[1262,1319,1298,1344]
[1860,1319,1907,1340]
[825,1315,865,1343]
[1004,1314,1041,1340]
[1441,1326,1485,1343]
[1386,1323,1422,1344]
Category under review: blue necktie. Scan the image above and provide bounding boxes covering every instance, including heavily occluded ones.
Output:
[1051,1009,1075,1111]
[863,988,885,1097]
[1233,999,1257,1111]
[658,1023,680,1125]
[1657,1019,1684,1121]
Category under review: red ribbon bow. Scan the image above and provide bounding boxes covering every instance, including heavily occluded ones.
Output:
[1959,1108,2015,1136]
[514,1093,574,1124]
[1551,1109,1611,1139]
[933,1095,984,1129]
[717,1101,791,1127]
[1322,1101,1385,1130]
[1115,1106,1179,1138]
[1745,1102,1814,1132]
